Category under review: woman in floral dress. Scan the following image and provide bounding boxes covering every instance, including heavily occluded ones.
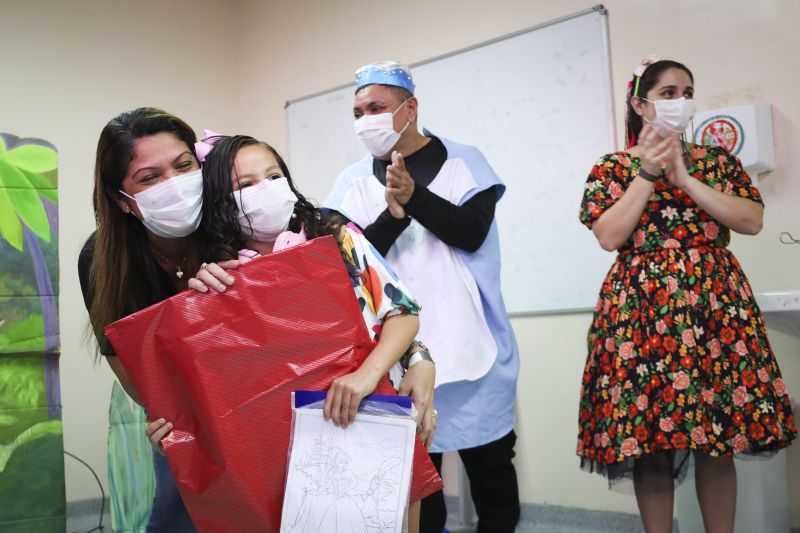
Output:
[576,57,796,532]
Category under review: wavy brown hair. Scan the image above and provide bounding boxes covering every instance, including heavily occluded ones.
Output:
[87,107,201,354]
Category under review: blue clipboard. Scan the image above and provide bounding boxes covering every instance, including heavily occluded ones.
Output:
[293,390,413,410]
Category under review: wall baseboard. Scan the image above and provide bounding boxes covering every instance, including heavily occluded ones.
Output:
[443,496,658,532]
[67,497,800,533]
[66,498,110,532]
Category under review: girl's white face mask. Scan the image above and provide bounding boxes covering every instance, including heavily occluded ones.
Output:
[234,177,297,243]
[353,99,410,157]
[642,97,696,136]
[119,169,203,239]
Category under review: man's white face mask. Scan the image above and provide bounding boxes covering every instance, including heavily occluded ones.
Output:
[353,98,410,157]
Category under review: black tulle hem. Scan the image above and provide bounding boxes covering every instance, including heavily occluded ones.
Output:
[578,441,793,493]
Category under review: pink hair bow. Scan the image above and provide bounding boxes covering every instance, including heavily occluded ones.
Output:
[194,129,224,162]
[633,54,661,77]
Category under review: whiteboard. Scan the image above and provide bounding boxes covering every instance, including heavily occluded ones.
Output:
[286,6,616,315]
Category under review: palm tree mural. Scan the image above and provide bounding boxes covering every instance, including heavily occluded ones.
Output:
[0,132,65,531]
[0,133,58,349]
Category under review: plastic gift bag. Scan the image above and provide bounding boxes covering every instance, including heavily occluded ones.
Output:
[105,236,442,532]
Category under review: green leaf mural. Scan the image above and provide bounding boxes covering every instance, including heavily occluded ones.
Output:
[21,169,57,202]
[0,426,65,531]
[0,355,46,409]
[4,144,58,174]
[7,185,50,242]
[0,185,23,250]
[0,420,62,473]
[0,354,64,530]
[0,159,50,244]
[0,137,56,250]
[0,355,50,446]
[0,132,64,532]
[0,314,46,354]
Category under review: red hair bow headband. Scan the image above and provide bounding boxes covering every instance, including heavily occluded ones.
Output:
[194,129,224,162]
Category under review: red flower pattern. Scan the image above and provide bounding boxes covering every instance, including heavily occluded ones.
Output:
[576,145,796,475]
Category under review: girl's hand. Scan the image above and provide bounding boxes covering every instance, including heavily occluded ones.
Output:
[398,360,436,449]
[187,259,239,293]
[145,418,173,456]
[638,124,679,176]
[324,367,382,428]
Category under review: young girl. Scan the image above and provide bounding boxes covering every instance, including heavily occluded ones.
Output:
[147,134,441,531]
[576,57,796,532]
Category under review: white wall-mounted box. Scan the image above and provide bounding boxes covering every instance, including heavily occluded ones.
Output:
[688,104,775,178]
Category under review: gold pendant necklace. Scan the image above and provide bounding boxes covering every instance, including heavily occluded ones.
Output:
[150,247,187,279]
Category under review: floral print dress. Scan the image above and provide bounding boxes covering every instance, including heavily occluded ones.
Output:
[576,144,796,484]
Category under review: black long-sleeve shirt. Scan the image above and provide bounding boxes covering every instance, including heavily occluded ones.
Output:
[78,233,177,356]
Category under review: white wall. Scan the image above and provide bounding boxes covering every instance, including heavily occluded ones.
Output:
[234,0,800,523]
[0,0,243,504]
[3,0,799,526]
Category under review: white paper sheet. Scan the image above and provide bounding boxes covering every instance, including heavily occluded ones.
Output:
[280,409,417,533]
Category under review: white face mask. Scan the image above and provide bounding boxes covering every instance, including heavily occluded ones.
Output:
[353,99,410,157]
[119,169,203,238]
[642,97,696,136]
[234,177,297,243]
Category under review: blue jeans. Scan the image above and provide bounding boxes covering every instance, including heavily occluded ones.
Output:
[146,450,196,532]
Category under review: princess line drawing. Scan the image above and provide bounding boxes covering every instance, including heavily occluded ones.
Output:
[282,411,415,533]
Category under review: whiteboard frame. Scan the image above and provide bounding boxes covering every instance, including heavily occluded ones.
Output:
[285,5,609,108]
[284,5,616,317]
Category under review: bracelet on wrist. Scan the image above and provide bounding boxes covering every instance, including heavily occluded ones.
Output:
[408,351,432,367]
[400,340,434,370]
[637,167,661,183]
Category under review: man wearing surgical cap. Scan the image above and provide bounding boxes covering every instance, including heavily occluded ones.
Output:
[324,60,520,533]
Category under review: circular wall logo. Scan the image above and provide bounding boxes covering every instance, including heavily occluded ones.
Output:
[693,115,744,155]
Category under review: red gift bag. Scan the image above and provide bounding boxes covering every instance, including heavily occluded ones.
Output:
[105,236,442,532]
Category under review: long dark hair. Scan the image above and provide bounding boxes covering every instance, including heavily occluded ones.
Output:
[89,107,201,351]
[624,60,694,148]
[201,135,342,262]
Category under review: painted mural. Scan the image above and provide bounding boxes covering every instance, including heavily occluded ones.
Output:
[0,132,65,531]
